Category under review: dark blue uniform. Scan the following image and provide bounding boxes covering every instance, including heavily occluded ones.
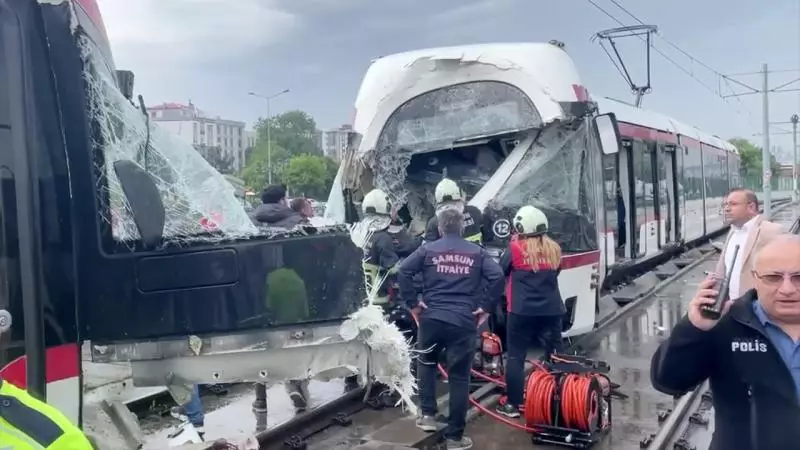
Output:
[388,226,422,258]
[424,205,485,244]
[363,230,400,305]
[651,290,800,450]
[398,234,504,442]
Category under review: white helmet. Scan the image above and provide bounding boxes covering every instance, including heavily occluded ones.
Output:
[434,178,463,205]
[362,188,392,216]
[513,205,549,236]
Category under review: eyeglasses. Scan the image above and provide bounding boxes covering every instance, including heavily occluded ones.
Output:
[752,271,800,288]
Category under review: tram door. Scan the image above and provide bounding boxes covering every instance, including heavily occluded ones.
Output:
[600,141,634,263]
[618,140,635,260]
[661,145,680,244]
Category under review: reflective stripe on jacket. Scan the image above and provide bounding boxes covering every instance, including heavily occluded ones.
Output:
[0,380,93,450]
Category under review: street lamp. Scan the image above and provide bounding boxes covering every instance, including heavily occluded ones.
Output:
[248,89,290,185]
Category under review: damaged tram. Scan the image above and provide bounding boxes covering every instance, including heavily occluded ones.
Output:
[326,42,618,340]
[0,0,375,427]
[326,42,742,341]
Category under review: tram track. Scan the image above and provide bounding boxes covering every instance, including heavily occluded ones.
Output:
[641,382,713,450]
[145,201,794,449]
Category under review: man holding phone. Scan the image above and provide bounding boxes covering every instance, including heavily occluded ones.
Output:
[651,234,800,450]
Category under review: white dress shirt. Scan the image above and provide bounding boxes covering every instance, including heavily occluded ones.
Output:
[725,216,758,298]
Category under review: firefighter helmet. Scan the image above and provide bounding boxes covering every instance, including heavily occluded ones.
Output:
[362,188,392,216]
[513,205,549,236]
[434,178,463,205]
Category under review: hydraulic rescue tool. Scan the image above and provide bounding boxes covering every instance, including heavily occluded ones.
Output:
[700,244,740,320]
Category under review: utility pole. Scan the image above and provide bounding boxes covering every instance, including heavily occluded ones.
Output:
[249,89,290,185]
[792,114,799,202]
[722,64,800,218]
[762,64,771,218]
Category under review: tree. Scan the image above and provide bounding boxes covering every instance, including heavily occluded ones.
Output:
[254,110,320,157]
[729,138,781,176]
[241,142,288,192]
[242,110,340,198]
[194,144,235,174]
[283,154,331,199]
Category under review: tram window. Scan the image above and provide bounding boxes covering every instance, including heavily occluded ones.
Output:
[80,39,256,251]
[727,154,740,189]
[702,146,727,200]
[684,145,703,201]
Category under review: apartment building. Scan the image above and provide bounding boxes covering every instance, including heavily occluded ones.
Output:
[321,124,353,162]
[148,102,247,171]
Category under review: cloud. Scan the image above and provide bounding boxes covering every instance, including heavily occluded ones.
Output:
[98,0,298,65]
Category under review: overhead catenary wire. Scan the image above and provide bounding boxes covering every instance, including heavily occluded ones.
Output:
[584,0,772,131]
[600,0,800,136]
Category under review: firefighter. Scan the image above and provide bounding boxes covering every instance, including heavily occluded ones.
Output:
[0,310,94,450]
[361,188,402,306]
[494,205,565,419]
[424,178,484,244]
[399,208,504,450]
[388,216,422,258]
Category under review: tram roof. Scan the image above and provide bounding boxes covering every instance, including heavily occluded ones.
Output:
[369,42,571,65]
[596,97,738,154]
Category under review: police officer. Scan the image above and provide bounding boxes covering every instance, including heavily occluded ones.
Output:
[0,310,94,450]
[398,208,504,450]
[424,178,484,244]
[651,234,800,450]
[494,205,565,419]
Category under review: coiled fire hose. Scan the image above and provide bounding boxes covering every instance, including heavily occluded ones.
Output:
[409,312,609,433]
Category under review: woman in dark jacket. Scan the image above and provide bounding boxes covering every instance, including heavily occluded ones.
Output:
[495,205,565,419]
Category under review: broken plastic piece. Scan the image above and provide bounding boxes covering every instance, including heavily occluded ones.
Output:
[332,413,353,427]
[283,435,308,450]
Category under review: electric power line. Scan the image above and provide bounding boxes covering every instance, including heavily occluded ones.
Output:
[605,0,800,135]
[585,0,794,133]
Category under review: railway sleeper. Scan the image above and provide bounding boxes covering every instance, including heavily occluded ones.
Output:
[689,411,709,426]
[673,438,696,450]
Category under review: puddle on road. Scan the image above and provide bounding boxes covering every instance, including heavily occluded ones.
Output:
[142,379,348,448]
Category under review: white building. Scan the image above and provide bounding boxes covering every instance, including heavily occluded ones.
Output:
[321,124,354,162]
[148,102,247,171]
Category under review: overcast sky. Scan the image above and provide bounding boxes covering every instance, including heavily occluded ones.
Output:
[98,0,800,160]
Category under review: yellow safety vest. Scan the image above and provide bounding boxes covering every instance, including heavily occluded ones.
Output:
[362,261,399,306]
[465,232,482,244]
[0,380,93,450]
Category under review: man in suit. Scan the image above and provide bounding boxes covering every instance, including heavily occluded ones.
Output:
[715,188,784,299]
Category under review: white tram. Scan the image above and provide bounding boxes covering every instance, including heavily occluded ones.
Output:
[326,42,742,338]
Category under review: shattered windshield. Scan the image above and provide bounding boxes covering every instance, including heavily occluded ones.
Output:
[379,81,541,154]
[80,35,258,245]
[490,121,596,251]
[367,81,542,216]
